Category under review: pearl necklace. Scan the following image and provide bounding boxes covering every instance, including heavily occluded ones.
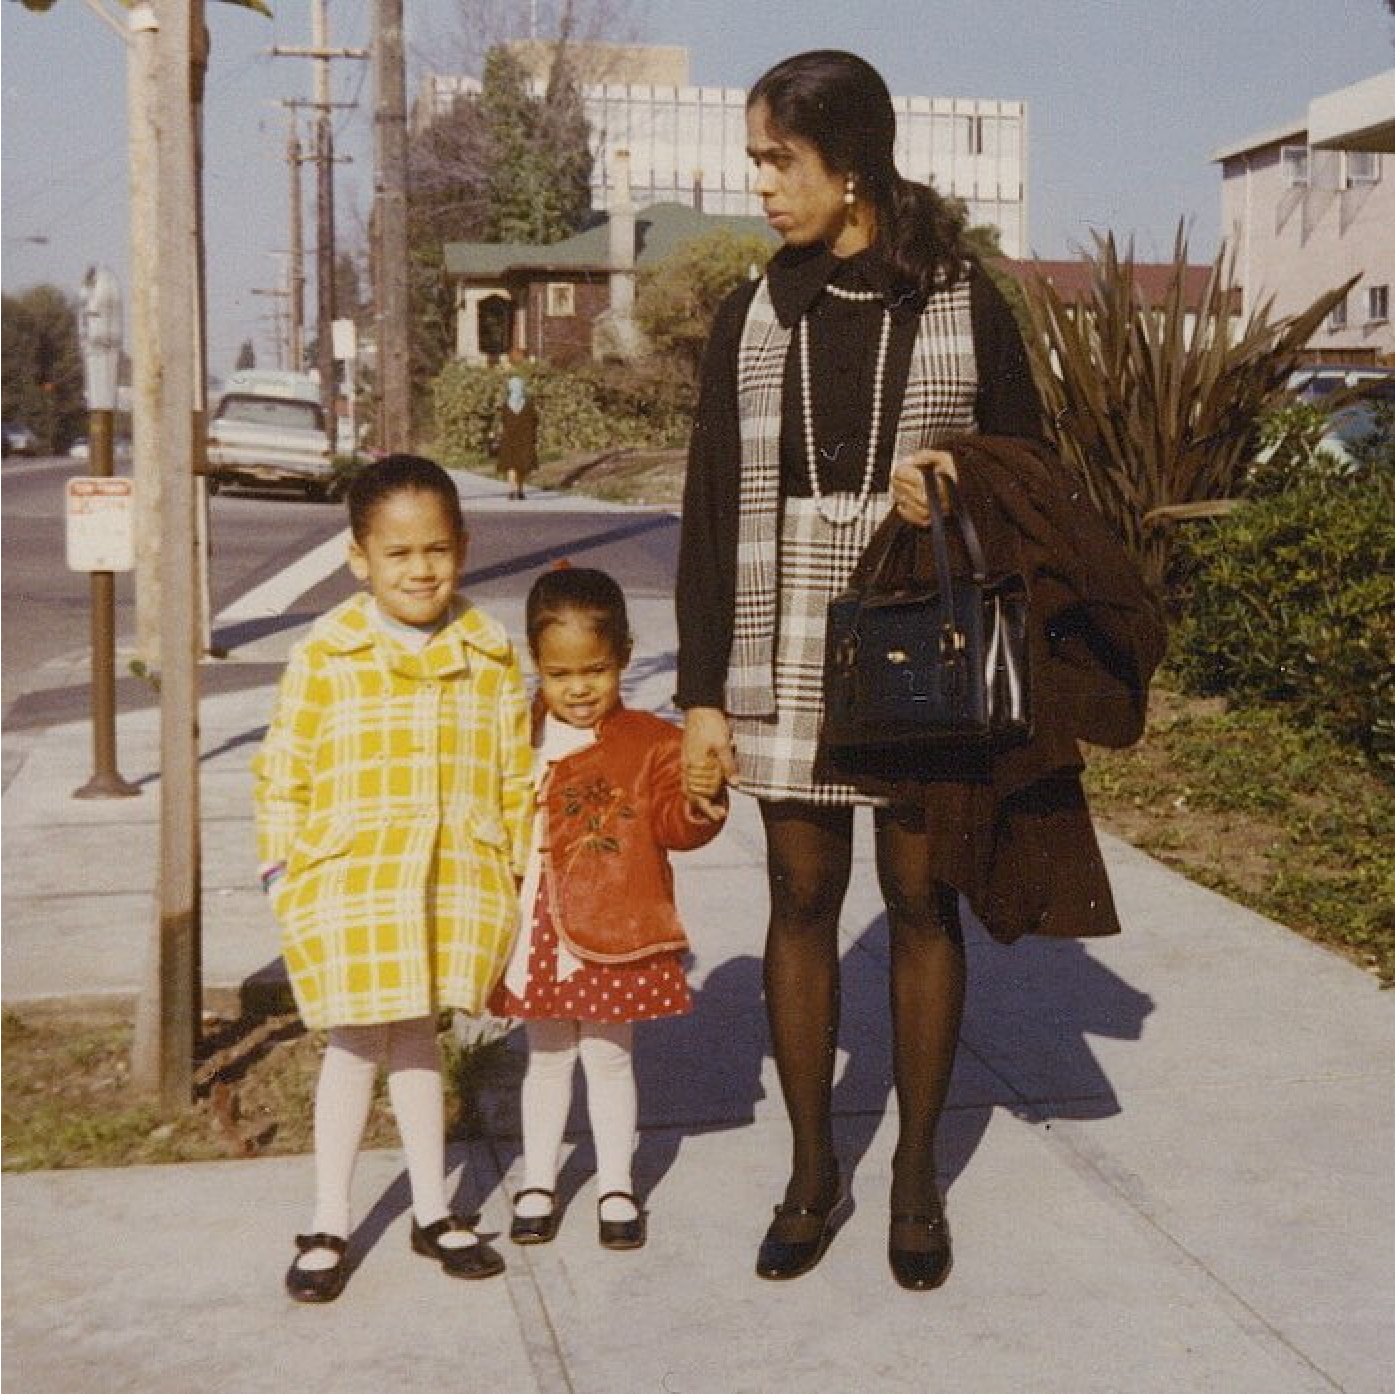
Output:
[799,283,891,526]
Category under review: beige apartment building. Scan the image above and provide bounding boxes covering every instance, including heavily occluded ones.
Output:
[1213,70,1395,363]
[421,43,1029,257]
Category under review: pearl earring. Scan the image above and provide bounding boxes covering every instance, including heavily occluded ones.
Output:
[843,175,856,208]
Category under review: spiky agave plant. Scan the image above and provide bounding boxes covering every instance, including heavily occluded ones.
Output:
[1018,226,1355,592]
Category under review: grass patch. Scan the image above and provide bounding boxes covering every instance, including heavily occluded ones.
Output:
[1083,680,1394,985]
[2,1006,520,1173]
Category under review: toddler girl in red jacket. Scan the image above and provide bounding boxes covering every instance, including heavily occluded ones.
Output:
[489,566,726,1248]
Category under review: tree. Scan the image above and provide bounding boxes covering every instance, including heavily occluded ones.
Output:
[334,249,366,325]
[479,45,591,243]
[2,284,84,452]
[404,32,595,378]
[235,339,256,371]
[636,228,774,380]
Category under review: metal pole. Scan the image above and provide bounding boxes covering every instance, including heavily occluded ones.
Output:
[74,407,139,800]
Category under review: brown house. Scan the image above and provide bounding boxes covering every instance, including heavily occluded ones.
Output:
[443,198,773,369]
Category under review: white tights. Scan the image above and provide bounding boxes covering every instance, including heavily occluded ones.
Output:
[517,1019,638,1222]
[301,1016,473,1266]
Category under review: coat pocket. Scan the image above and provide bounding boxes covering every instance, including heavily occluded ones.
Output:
[287,813,355,876]
[462,807,509,851]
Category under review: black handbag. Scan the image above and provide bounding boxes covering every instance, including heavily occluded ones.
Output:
[821,476,1031,781]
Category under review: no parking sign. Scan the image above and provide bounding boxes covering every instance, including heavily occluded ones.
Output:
[65,476,135,572]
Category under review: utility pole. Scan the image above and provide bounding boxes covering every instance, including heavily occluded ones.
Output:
[287,118,306,370]
[273,1,367,456]
[373,0,411,451]
[127,1,161,665]
[132,0,202,1110]
[251,285,293,368]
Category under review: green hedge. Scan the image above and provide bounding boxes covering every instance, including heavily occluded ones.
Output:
[1170,467,1394,768]
[427,360,691,468]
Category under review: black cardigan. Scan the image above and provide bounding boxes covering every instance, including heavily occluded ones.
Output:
[675,254,1044,711]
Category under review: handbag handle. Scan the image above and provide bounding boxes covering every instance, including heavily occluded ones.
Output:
[855,469,988,591]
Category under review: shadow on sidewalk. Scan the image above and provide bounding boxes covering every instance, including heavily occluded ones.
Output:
[355,909,1155,1254]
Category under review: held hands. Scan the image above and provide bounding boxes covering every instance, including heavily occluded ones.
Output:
[890,449,957,528]
[682,707,737,822]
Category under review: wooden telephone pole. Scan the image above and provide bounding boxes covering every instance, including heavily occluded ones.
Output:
[373,0,411,451]
[287,117,306,369]
[131,0,202,1108]
[272,0,367,452]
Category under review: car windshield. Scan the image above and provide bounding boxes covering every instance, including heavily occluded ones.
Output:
[217,395,322,431]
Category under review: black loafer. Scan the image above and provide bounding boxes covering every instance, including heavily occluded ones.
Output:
[597,1191,646,1250]
[509,1187,559,1245]
[888,1211,952,1291]
[410,1216,505,1280]
[755,1194,840,1281]
[285,1232,349,1303]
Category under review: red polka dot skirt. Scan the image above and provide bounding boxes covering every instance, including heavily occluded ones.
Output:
[489,887,691,1023]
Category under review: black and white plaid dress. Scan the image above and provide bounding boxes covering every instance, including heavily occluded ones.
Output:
[726,261,979,806]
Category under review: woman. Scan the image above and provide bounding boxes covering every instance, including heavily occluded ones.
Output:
[497,375,539,500]
[675,50,1045,1291]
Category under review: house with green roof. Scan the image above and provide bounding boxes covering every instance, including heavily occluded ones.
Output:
[442,191,773,368]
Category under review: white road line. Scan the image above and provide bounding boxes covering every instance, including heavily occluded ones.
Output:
[214,526,350,623]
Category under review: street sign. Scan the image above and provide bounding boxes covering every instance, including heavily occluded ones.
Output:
[65,476,135,572]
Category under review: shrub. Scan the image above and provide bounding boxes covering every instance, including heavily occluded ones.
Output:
[1171,469,1395,767]
[636,227,774,379]
[1017,227,1353,591]
[429,358,696,464]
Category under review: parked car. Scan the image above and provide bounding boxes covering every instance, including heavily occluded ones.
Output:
[1287,364,1395,401]
[205,370,339,500]
[2,422,40,457]
[68,436,132,467]
[1315,379,1395,468]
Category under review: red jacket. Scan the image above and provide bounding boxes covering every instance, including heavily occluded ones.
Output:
[539,707,724,963]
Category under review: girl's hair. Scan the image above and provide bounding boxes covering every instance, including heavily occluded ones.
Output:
[525,566,633,664]
[748,50,967,298]
[345,453,465,543]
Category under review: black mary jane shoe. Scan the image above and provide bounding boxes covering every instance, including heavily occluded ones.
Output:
[597,1191,646,1250]
[755,1190,841,1281]
[285,1232,349,1303]
[888,1210,953,1291]
[509,1187,559,1245]
[410,1215,506,1280]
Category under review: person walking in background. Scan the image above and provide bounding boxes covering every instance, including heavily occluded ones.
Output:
[490,567,726,1251]
[497,374,539,500]
[254,454,533,1303]
[675,50,1050,1291]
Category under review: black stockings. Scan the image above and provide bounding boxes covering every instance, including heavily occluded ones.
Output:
[760,801,965,1215]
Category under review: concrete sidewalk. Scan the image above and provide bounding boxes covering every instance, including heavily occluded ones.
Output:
[3,471,1393,1393]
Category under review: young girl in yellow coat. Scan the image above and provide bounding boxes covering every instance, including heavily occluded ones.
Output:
[254,454,532,1303]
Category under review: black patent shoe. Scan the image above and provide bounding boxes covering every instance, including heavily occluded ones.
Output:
[285,1232,349,1303]
[509,1187,559,1245]
[597,1191,646,1250]
[888,1210,953,1291]
[755,1189,841,1281]
[410,1215,506,1280]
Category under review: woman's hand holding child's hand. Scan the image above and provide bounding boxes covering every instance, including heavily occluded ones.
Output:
[682,707,736,823]
[684,751,729,823]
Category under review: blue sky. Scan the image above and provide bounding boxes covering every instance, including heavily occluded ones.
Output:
[4,1,1392,379]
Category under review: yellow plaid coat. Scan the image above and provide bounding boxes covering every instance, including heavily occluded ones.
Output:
[253,593,532,1029]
